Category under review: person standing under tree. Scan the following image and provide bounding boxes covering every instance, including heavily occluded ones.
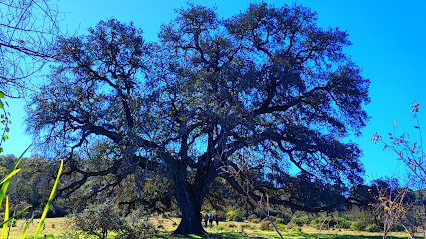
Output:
[209,213,213,227]
[213,213,219,226]
[213,213,219,225]
[204,213,209,227]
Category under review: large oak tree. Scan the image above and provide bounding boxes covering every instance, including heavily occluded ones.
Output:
[27,3,370,235]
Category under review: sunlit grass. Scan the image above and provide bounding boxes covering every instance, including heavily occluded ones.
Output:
[3,216,417,239]
[5,218,68,238]
[141,216,413,239]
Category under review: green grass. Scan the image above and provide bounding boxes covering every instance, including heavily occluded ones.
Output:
[5,216,415,239]
[153,218,412,239]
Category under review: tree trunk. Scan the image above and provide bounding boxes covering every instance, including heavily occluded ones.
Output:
[172,162,216,235]
[173,197,205,235]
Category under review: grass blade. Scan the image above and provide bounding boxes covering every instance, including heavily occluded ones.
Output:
[0,169,21,185]
[6,212,14,239]
[1,196,9,239]
[0,145,31,207]
[0,205,31,228]
[34,159,63,239]
[20,214,35,239]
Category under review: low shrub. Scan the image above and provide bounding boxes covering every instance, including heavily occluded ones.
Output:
[310,217,330,229]
[276,223,286,231]
[69,202,124,239]
[70,203,154,239]
[391,223,405,232]
[350,221,364,231]
[310,216,351,230]
[365,224,380,232]
[226,209,245,222]
[333,217,351,229]
[275,216,291,225]
[247,214,258,223]
[292,216,310,227]
[286,222,297,229]
[116,211,156,239]
[291,226,302,232]
[260,218,272,231]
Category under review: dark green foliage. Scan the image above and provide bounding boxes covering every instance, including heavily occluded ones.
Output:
[349,221,363,231]
[365,224,380,232]
[309,216,353,230]
[291,215,311,227]
[275,216,290,225]
[348,184,377,209]
[390,223,405,232]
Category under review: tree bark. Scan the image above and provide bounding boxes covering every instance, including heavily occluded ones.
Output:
[173,162,216,235]
[173,196,205,235]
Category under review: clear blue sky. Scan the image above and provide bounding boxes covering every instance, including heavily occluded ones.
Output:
[2,0,426,184]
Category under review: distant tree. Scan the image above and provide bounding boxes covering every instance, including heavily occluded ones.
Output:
[27,3,370,235]
[283,173,348,212]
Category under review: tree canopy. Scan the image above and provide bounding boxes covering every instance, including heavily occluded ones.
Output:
[27,3,370,235]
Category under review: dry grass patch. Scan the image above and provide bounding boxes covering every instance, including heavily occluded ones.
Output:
[6,217,69,238]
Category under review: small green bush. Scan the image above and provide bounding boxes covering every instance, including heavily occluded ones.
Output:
[291,226,302,232]
[275,216,291,225]
[292,216,310,227]
[286,222,297,229]
[226,209,245,222]
[70,202,124,239]
[310,217,328,229]
[247,214,258,222]
[350,221,364,231]
[71,203,154,239]
[276,223,286,231]
[391,223,405,232]
[333,217,351,229]
[260,218,272,231]
[365,224,380,232]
